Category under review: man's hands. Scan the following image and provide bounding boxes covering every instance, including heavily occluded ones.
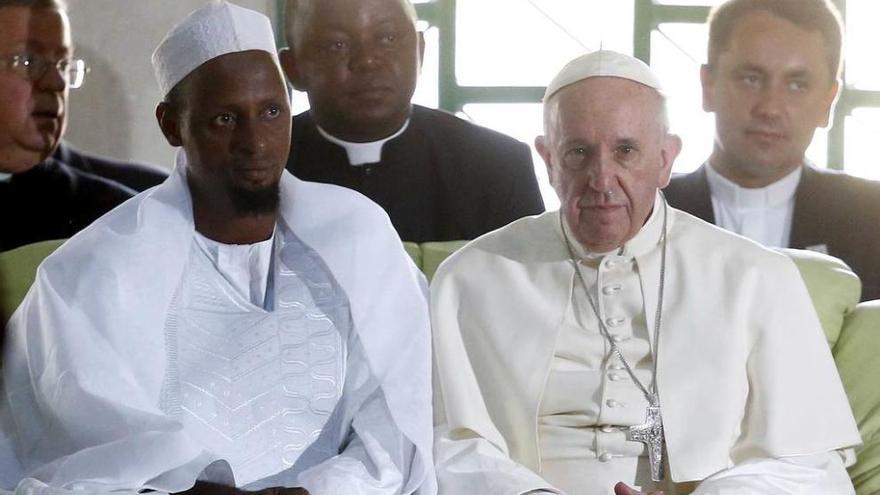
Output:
[259,489,309,495]
[174,482,309,495]
[614,481,664,495]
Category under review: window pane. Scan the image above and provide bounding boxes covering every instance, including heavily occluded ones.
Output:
[413,26,440,108]
[845,1,880,90]
[805,128,828,169]
[844,108,880,180]
[460,103,560,210]
[456,0,632,87]
[651,23,713,173]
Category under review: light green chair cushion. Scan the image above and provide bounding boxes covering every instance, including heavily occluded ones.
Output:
[403,241,423,272]
[780,248,862,346]
[421,241,468,281]
[834,301,880,494]
[0,239,65,326]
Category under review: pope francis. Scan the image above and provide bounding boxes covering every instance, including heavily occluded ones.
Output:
[430,51,861,495]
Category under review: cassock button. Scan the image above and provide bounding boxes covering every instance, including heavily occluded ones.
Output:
[600,425,615,433]
[610,334,629,344]
[602,285,622,296]
[609,363,624,371]
[606,317,625,327]
[606,399,623,408]
[598,452,613,462]
[603,259,617,269]
[608,372,626,382]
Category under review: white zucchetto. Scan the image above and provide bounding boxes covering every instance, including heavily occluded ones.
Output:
[544,50,664,100]
[152,1,279,97]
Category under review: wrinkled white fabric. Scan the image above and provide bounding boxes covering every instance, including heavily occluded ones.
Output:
[1,152,435,495]
[521,452,852,494]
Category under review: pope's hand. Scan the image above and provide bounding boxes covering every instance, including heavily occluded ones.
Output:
[613,481,664,495]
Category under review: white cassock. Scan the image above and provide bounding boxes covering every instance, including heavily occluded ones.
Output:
[0,152,435,495]
[431,193,861,495]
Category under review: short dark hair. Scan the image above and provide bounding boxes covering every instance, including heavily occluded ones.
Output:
[0,0,66,10]
[706,0,843,79]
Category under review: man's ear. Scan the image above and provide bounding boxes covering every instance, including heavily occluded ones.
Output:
[818,78,841,128]
[535,135,556,185]
[700,64,716,113]
[156,102,183,147]
[658,133,682,188]
[279,47,307,92]
[417,30,426,69]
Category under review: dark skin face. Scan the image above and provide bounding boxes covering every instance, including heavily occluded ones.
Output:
[0,6,70,173]
[157,50,291,245]
[280,0,424,142]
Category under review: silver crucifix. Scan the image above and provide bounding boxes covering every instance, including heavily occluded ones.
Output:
[626,405,665,481]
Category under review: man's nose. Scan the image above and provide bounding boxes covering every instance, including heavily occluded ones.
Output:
[34,63,66,92]
[586,156,618,193]
[752,84,786,121]
[349,41,383,72]
[232,119,266,155]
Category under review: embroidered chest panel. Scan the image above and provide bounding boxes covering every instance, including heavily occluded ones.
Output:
[161,234,350,485]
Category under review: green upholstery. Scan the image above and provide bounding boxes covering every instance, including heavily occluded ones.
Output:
[780,248,862,345]
[403,242,422,272]
[0,239,65,326]
[835,301,880,494]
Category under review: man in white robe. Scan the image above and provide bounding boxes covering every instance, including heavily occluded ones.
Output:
[0,3,433,495]
[430,50,860,495]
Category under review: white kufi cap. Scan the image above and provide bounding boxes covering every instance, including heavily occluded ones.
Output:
[152,1,279,96]
[544,50,663,101]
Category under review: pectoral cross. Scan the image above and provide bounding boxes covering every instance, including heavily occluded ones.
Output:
[627,405,665,481]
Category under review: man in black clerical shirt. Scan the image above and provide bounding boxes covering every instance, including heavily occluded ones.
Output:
[0,0,149,252]
[663,0,880,301]
[279,0,544,242]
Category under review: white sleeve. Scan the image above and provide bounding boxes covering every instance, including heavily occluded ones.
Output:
[433,426,563,495]
[692,451,855,495]
[296,378,415,495]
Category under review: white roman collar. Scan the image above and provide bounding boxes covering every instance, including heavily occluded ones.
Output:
[706,162,802,210]
[0,172,12,182]
[317,119,410,167]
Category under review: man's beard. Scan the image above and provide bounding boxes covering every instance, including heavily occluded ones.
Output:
[229,182,280,216]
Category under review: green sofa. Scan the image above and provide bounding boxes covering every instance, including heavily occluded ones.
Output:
[2,239,879,492]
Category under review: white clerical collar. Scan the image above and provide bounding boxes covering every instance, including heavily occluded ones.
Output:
[705,161,802,211]
[193,226,277,308]
[562,191,669,261]
[0,172,12,182]
[316,119,410,166]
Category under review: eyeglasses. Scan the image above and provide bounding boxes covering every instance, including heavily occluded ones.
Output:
[0,53,88,89]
